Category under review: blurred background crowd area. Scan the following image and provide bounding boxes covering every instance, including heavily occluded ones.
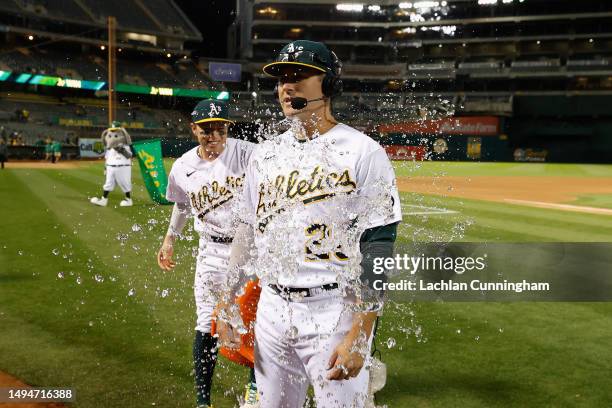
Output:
[0,0,611,162]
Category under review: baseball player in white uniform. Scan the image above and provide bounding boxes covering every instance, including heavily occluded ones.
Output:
[90,123,133,207]
[217,41,402,408]
[157,99,259,408]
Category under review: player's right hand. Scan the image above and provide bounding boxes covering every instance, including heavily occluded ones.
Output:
[157,242,175,270]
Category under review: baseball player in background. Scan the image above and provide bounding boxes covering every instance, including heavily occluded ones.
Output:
[157,99,259,408]
[90,122,133,207]
[217,40,402,407]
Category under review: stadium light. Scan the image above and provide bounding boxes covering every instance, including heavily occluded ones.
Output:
[368,5,381,11]
[398,2,412,9]
[27,35,34,41]
[502,0,512,3]
[410,11,426,22]
[398,27,417,34]
[100,45,106,50]
[536,40,541,45]
[413,1,439,8]
[589,38,594,43]
[166,53,172,58]
[336,4,364,12]
[478,0,497,5]
[257,7,278,15]
[251,91,258,98]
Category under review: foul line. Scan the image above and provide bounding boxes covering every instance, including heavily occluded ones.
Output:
[504,199,612,216]
[402,203,458,216]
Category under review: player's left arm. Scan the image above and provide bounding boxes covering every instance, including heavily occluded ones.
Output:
[329,145,402,381]
[327,222,399,381]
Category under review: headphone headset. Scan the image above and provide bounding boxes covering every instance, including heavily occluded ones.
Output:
[322,50,343,98]
[273,48,343,101]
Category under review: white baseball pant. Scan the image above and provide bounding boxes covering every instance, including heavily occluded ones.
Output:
[103,165,132,193]
[194,240,230,333]
[254,286,371,408]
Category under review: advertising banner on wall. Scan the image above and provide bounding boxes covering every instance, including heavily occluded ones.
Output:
[78,138,105,158]
[378,116,500,136]
[384,145,427,161]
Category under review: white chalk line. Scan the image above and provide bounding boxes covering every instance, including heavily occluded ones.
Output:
[504,199,612,216]
[402,203,458,216]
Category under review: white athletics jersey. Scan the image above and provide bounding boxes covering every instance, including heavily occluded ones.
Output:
[241,123,402,288]
[105,145,132,166]
[166,138,254,238]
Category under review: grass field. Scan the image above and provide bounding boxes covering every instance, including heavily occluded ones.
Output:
[1,160,611,407]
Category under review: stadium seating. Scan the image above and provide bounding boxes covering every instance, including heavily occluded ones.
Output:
[0,0,201,40]
[0,46,213,89]
[0,92,191,144]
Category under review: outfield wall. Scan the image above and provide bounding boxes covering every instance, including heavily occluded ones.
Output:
[376,116,511,162]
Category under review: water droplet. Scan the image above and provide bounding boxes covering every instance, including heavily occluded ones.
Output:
[88,321,94,327]
[94,274,104,283]
[57,272,64,279]
[76,276,82,285]
[128,288,135,296]
[456,329,461,334]
[161,289,169,298]
[474,336,480,341]
[52,248,60,256]
[131,224,142,232]
[386,337,396,349]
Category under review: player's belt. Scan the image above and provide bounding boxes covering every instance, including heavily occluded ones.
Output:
[105,164,131,167]
[210,235,233,244]
[269,283,339,299]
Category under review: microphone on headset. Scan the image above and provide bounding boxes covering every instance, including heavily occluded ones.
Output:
[290,96,326,110]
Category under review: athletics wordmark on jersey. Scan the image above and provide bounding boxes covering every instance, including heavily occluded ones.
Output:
[190,175,245,219]
[256,165,356,217]
[255,165,356,233]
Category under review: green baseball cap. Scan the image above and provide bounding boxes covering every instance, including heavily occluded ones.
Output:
[263,40,338,77]
[109,120,122,130]
[191,99,235,125]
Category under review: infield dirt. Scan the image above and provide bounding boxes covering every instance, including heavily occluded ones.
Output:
[397,176,612,214]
